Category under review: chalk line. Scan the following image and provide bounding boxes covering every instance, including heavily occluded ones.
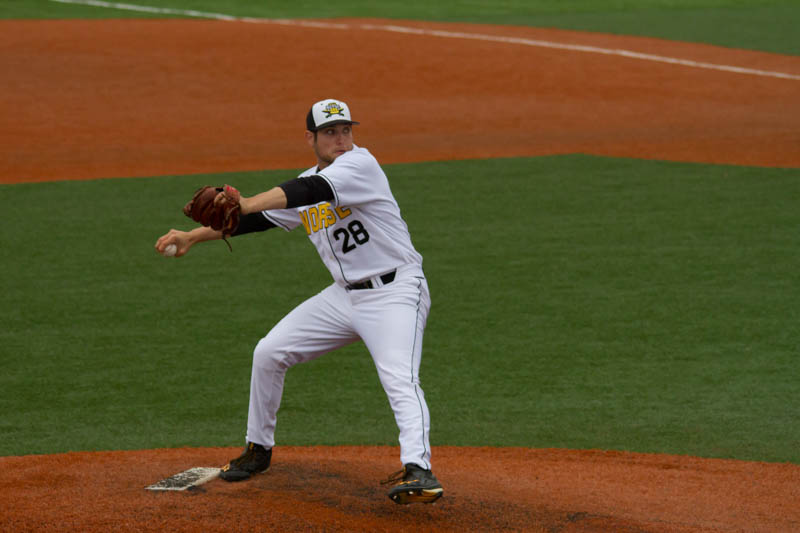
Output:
[49,0,800,81]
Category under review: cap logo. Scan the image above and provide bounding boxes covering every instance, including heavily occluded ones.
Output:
[323,102,346,119]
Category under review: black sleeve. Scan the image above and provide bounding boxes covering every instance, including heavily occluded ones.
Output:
[279,175,334,208]
[231,212,277,237]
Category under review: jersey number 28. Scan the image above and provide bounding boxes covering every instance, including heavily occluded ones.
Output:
[333,220,370,254]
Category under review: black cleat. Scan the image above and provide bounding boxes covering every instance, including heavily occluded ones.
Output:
[382,463,444,504]
[219,442,272,482]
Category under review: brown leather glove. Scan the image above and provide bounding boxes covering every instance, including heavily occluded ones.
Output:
[183,184,241,236]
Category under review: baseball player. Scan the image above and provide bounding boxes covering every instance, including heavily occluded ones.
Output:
[155,99,442,504]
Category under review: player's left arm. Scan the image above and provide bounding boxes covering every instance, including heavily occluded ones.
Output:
[240,187,287,214]
[240,176,334,214]
[185,177,334,237]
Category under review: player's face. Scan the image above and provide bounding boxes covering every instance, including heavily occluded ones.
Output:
[307,123,354,170]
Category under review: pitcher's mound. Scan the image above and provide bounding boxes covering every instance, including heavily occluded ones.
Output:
[1,445,797,532]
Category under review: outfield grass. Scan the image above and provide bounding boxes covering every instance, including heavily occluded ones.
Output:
[1,155,798,463]
[1,0,798,55]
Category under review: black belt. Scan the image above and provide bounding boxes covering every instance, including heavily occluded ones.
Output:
[346,270,396,290]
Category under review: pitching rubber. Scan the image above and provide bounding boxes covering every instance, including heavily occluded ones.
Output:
[146,467,220,491]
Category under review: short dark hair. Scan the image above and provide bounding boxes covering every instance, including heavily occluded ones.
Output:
[306,109,317,132]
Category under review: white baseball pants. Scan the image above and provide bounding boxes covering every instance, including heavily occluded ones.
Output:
[245,267,433,469]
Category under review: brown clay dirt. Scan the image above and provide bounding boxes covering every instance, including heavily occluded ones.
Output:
[2,446,799,532]
[1,17,799,533]
[1,18,799,184]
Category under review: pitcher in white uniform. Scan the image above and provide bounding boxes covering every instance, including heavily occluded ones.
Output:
[155,99,442,504]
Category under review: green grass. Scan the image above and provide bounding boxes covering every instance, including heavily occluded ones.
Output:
[1,0,798,55]
[1,155,798,463]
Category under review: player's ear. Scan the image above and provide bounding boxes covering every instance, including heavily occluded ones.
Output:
[305,130,315,146]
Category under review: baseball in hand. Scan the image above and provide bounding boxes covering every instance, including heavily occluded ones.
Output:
[162,244,177,257]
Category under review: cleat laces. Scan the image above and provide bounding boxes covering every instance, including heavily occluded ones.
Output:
[381,467,407,486]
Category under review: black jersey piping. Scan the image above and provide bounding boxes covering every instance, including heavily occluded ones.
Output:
[262,211,290,231]
[324,224,350,284]
[316,173,339,206]
[410,276,429,469]
[317,172,348,282]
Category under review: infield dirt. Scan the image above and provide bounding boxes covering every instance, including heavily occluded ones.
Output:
[1,17,799,532]
[1,18,799,184]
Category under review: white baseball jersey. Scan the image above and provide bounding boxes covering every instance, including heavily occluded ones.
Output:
[243,143,434,470]
[261,145,422,285]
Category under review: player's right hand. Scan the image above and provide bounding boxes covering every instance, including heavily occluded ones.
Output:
[155,229,191,257]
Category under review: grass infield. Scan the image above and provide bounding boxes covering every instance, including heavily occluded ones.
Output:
[1,155,798,463]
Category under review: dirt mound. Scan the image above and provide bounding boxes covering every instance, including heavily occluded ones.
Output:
[2,446,797,532]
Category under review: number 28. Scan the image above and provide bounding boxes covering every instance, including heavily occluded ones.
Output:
[333,220,370,253]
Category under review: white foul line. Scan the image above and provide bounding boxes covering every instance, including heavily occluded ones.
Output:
[49,0,800,81]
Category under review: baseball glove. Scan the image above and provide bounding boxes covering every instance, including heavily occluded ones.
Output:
[183,185,241,235]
